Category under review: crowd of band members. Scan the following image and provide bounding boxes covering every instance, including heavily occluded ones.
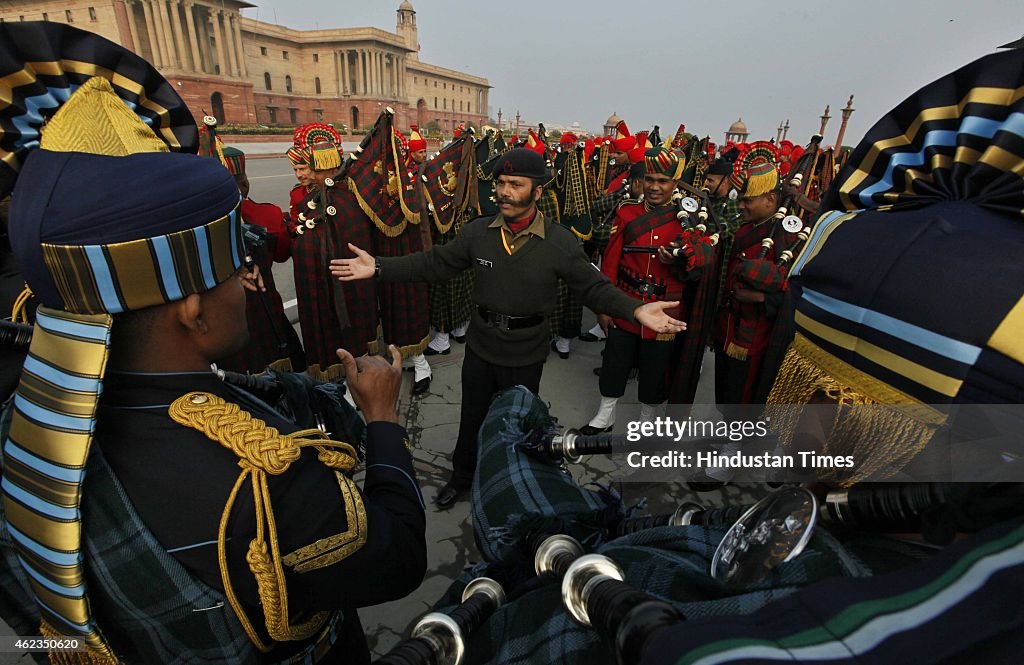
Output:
[230,120,798,507]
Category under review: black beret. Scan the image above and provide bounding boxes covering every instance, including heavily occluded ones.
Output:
[707,146,740,175]
[492,147,546,179]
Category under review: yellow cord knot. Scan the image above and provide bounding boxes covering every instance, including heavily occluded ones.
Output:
[316,448,357,470]
[167,391,357,652]
[168,392,345,474]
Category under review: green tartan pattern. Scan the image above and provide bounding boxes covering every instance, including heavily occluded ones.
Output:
[446,386,936,665]
[428,212,474,331]
[0,444,342,664]
[713,196,742,308]
[537,187,560,223]
[548,279,583,339]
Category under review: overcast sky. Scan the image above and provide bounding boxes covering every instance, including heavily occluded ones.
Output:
[242,0,1022,146]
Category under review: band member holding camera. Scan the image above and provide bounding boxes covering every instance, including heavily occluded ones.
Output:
[581,147,711,434]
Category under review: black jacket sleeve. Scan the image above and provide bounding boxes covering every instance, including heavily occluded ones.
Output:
[554,230,639,323]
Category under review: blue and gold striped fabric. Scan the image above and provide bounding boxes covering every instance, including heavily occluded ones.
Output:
[1,307,117,660]
[0,21,198,197]
[780,47,1024,408]
[823,49,1024,218]
[41,205,244,315]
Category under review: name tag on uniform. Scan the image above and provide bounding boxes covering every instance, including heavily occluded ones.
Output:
[476,257,493,268]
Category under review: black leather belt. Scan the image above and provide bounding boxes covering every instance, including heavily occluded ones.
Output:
[617,269,667,297]
[478,306,544,331]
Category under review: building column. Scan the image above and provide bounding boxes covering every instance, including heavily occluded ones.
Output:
[401,56,408,98]
[168,0,189,71]
[333,51,341,95]
[183,1,202,73]
[222,12,239,77]
[395,55,401,98]
[389,55,396,97]
[154,0,175,68]
[140,0,164,67]
[231,14,247,78]
[199,7,216,74]
[125,1,143,55]
[372,49,380,94]
[368,50,376,95]
[355,50,363,94]
[341,50,350,94]
[372,50,380,95]
[211,11,228,76]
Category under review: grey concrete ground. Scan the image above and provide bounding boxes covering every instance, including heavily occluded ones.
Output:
[1,153,766,662]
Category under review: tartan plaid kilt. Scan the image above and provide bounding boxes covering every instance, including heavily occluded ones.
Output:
[217,249,303,374]
[427,215,474,331]
[448,386,936,665]
[0,438,342,663]
[293,190,378,369]
[548,279,583,339]
[372,219,430,355]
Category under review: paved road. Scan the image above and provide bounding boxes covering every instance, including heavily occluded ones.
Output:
[2,151,765,662]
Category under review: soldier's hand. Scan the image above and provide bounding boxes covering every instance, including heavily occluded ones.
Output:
[597,314,614,334]
[657,244,680,265]
[634,301,687,335]
[329,243,377,281]
[336,344,402,424]
[240,263,266,292]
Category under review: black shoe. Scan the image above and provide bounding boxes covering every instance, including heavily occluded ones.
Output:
[578,424,613,435]
[453,334,467,344]
[434,483,466,509]
[413,376,431,395]
[577,332,605,342]
[424,346,451,356]
[550,340,569,360]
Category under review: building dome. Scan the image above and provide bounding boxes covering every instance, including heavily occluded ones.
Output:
[399,0,415,11]
[605,112,621,127]
[728,118,748,134]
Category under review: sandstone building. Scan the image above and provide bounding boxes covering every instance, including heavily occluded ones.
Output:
[1,1,491,132]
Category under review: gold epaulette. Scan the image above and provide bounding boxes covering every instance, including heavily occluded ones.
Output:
[168,392,364,652]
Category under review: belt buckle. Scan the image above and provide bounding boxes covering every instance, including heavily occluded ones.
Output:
[495,313,512,331]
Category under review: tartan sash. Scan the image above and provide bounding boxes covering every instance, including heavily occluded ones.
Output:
[620,205,680,245]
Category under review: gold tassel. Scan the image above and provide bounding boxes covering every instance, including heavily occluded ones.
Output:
[724,341,749,360]
[765,335,945,485]
[40,621,120,665]
[311,144,341,171]
[366,325,430,360]
[348,178,408,238]
[11,285,32,323]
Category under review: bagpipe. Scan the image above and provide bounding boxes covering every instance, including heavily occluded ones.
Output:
[376,577,505,665]
[290,174,343,237]
[376,506,802,665]
[519,426,1024,574]
[757,134,824,263]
